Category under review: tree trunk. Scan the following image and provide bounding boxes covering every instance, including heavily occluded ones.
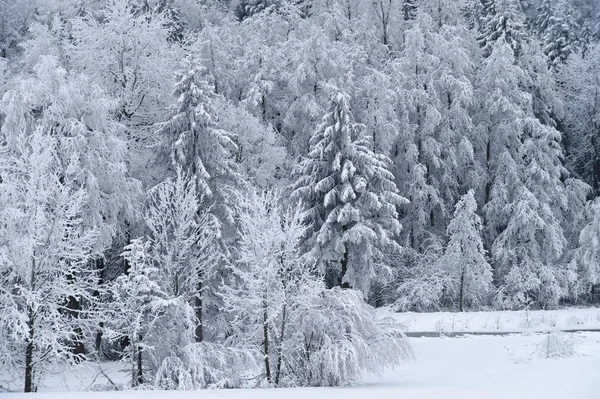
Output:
[340,250,350,289]
[24,306,35,393]
[262,296,271,384]
[195,280,203,342]
[133,334,143,387]
[274,302,286,386]
[459,268,466,312]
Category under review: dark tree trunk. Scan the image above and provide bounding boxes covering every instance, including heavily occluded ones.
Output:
[194,288,203,342]
[24,306,35,393]
[134,335,143,387]
[459,269,466,312]
[274,302,286,386]
[262,297,271,384]
[340,250,351,289]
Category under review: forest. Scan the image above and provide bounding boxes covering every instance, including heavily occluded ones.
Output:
[0,0,599,393]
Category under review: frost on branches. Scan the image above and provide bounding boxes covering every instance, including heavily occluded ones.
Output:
[220,189,411,387]
[0,128,98,392]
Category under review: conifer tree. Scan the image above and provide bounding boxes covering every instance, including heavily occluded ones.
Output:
[441,190,493,311]
[479,0,527,58]
[292,92,405,295]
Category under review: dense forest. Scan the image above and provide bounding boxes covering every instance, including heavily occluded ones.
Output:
[0,0,599,393]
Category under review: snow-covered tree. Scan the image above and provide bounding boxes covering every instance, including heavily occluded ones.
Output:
[440,190,492,311]
[542,0,581,67]
[69,0,178,124]
[157,57,240,220]
[1,54,140,358]
[0,128,98,392]
[144,167,221,344]
[402,0,418,21]
[572,198,600,298]
[292,92,405,295]
[559,43,600,196]
[221,189,321,386]
[108,239,166,387]
[296,287,412,386]
[479,0,527,58]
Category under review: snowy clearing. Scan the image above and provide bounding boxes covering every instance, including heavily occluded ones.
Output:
[379,307,600,334]
[3,332,600,398]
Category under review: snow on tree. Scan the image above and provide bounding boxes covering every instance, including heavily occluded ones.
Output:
[212,97,288,189]
[157,57,240,219]
[291,91,405,295]
[108,238,166,387]
[0,127,99,392]
[542,0,581,67]
[69,0,179,124]
[559,43,600,196]
[296,287,412,386]
[402,0,418,21]
[440,190,492,311]
[479,0,527,58]
[394,239,447,311]
[144,167,221,345]
[1,56,140,253]
[0,55,140,357]
[104,168,221,386]
[474,41,528,246]
[392,14,446,245]
[220,189,320,386]
[572,198,600,298]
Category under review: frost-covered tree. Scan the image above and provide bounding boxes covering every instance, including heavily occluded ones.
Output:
[474,41,528,248]
[0,55,140,356]
[292,92,405,295]
[145,168,221,344]
[69,0,178,124]
[440,190,492,311]
[402,0,418,21]
[1,56,140,253]
[296,287,412,386]
[0,128,98,392]
[572,198,600,298]
[542,0,581,67]
[479,0,527,58]
[559,43,600,196]
[221,189,320,386]
[158,57,240,219]
[108,239,166,387]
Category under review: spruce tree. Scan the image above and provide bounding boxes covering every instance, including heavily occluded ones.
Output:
[441,190,492,311]
[292,92,405,295]
[479,0,527,58]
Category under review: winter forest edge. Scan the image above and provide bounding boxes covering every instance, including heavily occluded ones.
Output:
[0,0,599,393]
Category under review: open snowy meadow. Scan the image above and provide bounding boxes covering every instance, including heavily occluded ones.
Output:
[3,308,599,399]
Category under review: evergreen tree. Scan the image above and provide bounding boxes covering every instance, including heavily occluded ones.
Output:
[292,92,405,295]
[158,57,240,219]
[441,190,493,311]
[402,0,418,21]
[572,198,600,298]
[479,0,527,58]
[542,0,581,67]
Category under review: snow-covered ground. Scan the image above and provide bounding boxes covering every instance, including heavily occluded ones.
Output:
[3,331,600,398]
[379,307,600,334]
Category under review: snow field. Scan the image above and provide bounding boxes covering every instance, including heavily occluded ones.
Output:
[379,307,600,334]
[3,331,600,399]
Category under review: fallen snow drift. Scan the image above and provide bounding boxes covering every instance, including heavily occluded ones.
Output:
[3,332,600,399]
[379,307,600,334]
